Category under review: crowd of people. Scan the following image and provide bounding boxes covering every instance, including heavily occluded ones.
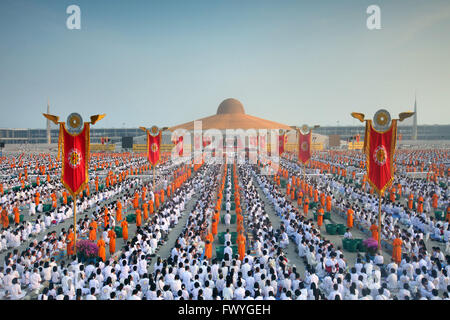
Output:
[0,147,448,300]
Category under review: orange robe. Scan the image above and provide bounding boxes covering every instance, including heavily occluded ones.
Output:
[370,224,379,241]
[320,194,325,207]
[417,196,424,213]
[1,208,9,228]
[155,194,160,209]
[408,194,414,210]
[51,194,57,208]
[205,233,213,260]
[149,200,154,215]
[116,201,122,221]
[303,198,309,215]
[212,219,218,236]
[133,193,139,209]
[432,194,438,209]
[66,232,75,256]
[108,230,116,254]
[347,209,354,228]
[97,239,106,262]
[326,195,332,212]
[237,234,246,261]
[35,192,40,206]
[136,209,142,227]
[392,238,402,264]
[89,228,97,241]
[317,208,324,227]
[121,220,128,241]
[143,203,149,220]
[13,207,20,224]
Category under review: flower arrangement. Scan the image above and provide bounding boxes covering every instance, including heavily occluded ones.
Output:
[363,237,378,255]
[76,239,98,258]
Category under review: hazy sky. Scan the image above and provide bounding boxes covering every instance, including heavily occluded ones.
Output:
[1,0,449,129]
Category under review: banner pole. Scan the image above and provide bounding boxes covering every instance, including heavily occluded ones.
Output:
[73,194,77,256]
[153,165,156,192]
[377,193,382,253]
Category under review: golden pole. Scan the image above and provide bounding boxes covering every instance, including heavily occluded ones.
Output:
[377,193,382,253]
[73,194,77,255]
[153,165,156,193]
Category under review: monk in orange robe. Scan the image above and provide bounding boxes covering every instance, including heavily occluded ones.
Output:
[89,226,97,241]
[97,238,106,262]
[149,200,154,215]
[408,194,414,210]
[51,193,57,208]
[237,232,246,261]
[347,208,354,228]
[136,209,142,227]
[116,208,122,224]
[104,208,109,228]
[13,206,20,225]
[390,188,396,203]
[303,197,310,215]
[133,192,139,209]
[155,193,160,209]
[417,195,424,213]
[317,207,324,227]
[326,195,332,212]
[392,237,402,264]
[66,230,75,257]
[432,193,438,210]
[204,232,213,260]
[370,224,379,241]
[35,192,40,206]
[63,191,67,205]
[108,229,116,255]
[143,203,149,220]
[1,207,9,229]
[320,193,325,207]
[121,219,128,241]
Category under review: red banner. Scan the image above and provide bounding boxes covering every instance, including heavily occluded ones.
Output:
[203,136,211,148]
[279,134,287,155]
[364,120,397,195]
[61,123,90,197]
[147,131,161,165]
[298,131,311,164]
[176,136,183,156]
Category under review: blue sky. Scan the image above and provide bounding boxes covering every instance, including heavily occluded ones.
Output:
[0,0,449,129]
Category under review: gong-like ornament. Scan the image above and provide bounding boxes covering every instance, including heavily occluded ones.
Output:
[149,125,160,137]
[300,124,310,135]
[66,113,84,135]
[373,109,391,132]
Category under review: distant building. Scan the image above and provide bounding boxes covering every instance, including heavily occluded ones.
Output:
[313,124,450,142]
